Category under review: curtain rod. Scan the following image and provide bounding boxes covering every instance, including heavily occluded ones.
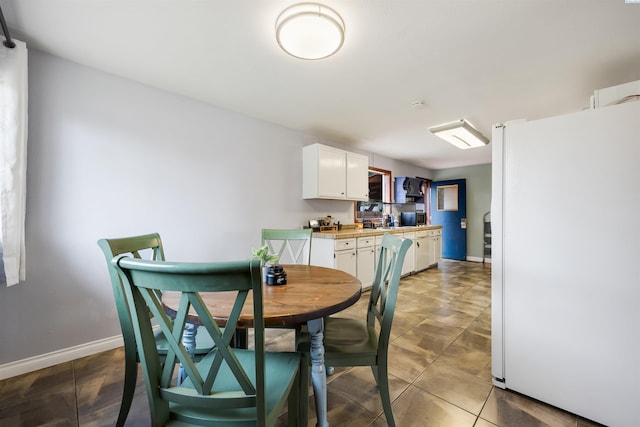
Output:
[0,5,16,49]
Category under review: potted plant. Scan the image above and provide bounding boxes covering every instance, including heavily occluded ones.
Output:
[251,245,280,282]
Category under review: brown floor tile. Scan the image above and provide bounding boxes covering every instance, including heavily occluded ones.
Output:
[479,388,578,427]
[474,418,499,427]
[436,330,492,381]
[305,387,380,427]
[0,362,77,426]
[391,384,477,426]
[0,362,75,411]
[324,366,410,416]
[413,359,493,415]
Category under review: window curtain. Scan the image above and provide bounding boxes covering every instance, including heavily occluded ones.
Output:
[0,39,28,286]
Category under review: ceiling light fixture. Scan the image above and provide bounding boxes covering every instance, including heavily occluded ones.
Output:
[275,3,345,60]
[429,119,489,150]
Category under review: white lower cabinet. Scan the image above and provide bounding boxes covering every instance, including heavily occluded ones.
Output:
[415,231,430,271]
[335,248,357,277]
[402,232,416,276]
[356,237,375,290]
[428,229,442,265]
[416,229,442,271]
[374,235,384,270]
[312,228,440,286]
[311,237,357,280]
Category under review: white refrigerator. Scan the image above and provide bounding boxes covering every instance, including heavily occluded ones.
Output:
[491,99,640,427]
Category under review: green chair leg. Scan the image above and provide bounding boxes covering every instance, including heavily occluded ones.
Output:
[299,352,311,427]
[377,364,395,427]
[116,343,139,427]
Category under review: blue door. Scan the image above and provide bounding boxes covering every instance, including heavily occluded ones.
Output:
[430,179,467,260]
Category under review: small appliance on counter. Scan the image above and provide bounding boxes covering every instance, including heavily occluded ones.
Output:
[308,216,342,232]
[400,211,417,227]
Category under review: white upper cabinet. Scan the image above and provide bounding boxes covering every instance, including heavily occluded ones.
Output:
[303,143,369,201]
[346,151,369,200]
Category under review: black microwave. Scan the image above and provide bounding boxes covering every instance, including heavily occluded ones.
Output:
[400,212,416,226]
[416,212,426,225]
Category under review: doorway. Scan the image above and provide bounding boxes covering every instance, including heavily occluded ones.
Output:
[430,179,467,260]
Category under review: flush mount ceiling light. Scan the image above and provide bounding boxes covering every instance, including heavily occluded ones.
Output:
[429,119,489,149]
[275,3,345,60]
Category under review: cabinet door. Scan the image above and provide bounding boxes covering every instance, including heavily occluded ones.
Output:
[357,247,375,289]
[304,144,346,199]
[335,249,357,278]
[318,145,347,198]
[346,152,369,201]
[415,236,430,271]
[432,234,442,263]
[402,232,416,276]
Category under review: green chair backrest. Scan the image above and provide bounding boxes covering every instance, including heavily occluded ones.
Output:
[97,233,165,351]
[113,256,267,425]
[368,233,412,353]
[261,228,312,265]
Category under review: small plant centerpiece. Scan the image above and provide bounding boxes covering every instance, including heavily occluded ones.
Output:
[251,245,280,283]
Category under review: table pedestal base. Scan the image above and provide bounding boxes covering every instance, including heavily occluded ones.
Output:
[307,318,329,427]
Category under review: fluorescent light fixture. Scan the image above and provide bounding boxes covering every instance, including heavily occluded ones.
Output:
[429,119,489,149]
[275,3,345,60]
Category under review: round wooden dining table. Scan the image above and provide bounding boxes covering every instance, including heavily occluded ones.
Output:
[162,264,362,427]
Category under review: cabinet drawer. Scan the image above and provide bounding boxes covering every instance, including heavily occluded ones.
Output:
[429,229,442,237]
[357,237,375,248]
[335,238,356,251]
[416,230,429,238]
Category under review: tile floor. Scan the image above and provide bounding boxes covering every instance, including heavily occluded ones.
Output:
[0,260,603,426]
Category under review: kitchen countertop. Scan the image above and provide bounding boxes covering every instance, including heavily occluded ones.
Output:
[312,225,442,239]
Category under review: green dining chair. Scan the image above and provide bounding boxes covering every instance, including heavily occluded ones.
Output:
[296,233,412,427]
[97,233,215,427]
[235,228,314,348]
[260,228,313,344]
[261,228,312,265]
[112,256,302,427]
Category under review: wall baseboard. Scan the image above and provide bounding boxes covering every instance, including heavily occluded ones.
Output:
[0,335,124,381]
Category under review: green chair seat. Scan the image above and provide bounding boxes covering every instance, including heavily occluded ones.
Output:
[170,349,299,424]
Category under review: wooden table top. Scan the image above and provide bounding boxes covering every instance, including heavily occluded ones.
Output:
[162,264,362,328]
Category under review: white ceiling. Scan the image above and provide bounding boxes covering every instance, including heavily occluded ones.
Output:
[1,0,639,170]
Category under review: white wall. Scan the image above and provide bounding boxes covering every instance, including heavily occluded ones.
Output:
[0,49,430,368]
